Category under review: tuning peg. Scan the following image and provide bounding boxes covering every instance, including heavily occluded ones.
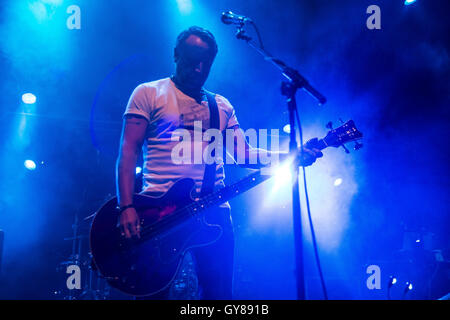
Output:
[354,141,363,150]
[341,144,350,154]
[326,121,333,130]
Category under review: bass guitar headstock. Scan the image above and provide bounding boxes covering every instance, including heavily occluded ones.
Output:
[323,120,363,151]
[306,120,363,153]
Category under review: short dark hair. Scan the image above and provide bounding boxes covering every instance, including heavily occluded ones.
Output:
[174,26,218,59]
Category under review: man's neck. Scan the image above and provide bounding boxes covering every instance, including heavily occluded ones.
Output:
[171,75,204,103]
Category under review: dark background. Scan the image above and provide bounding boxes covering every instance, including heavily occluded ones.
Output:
[0,0,448,299]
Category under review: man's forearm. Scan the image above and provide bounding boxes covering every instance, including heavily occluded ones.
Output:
[116,151,138,207]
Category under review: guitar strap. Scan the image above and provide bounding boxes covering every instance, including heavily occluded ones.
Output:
[201,90,220,196]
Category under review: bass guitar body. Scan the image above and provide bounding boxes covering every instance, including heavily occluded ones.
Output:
[89,178,222,297]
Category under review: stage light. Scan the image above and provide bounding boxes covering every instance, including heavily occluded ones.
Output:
[176,0,193,15]
[136,167,142,174]
[387,276,397,300]
[29,1,48,22]
[404,0,417,5]
[274,162,292,184]
[22,93,36,104]
[334,178,343,187]
[407,282,413,291]
[24,160,37,171]
[269,160,294,194]
[388,276,397,287]
[41,0,63,5]
[402,281,414,299]
[29,0,63,22]
[283,124,291,134]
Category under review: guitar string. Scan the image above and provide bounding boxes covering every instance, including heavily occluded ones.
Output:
[138,190,228,238]
[138,191,228,239]
[137,173,263,239]
[138,178,254,238]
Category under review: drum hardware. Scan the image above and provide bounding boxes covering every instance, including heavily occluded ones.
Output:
[55,197,111,300]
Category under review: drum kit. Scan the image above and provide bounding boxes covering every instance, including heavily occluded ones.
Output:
[54,207,111,300]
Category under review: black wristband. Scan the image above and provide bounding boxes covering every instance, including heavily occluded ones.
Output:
[117,204,134,213]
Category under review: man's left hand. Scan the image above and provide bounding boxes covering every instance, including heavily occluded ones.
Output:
[299,147,323,167]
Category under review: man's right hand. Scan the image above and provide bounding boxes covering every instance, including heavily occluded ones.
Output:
[119,207,141,239]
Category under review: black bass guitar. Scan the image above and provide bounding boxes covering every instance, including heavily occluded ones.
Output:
[90,120,362,296]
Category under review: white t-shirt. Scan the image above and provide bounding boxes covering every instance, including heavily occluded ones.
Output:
[124,77,239,198]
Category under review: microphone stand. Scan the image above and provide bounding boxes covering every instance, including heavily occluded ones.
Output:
[233,24,326,300]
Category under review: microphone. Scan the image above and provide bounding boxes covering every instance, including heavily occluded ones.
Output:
[221,11,252,25]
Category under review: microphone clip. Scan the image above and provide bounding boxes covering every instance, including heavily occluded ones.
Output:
[235,27,252,42]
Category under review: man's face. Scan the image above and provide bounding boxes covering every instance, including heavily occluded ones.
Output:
[175,34,215,89]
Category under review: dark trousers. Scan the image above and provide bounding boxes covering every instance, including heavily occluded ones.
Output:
[137,206,234,300]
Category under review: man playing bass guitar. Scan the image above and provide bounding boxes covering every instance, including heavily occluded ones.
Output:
[116,26,323,299]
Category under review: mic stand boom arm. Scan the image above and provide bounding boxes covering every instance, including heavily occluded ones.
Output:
[235,27,326,105]
[234,24,327,300]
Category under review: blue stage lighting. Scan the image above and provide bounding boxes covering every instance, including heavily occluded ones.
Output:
[24,160,37,171]
[29,1,48,22]
[387,276,397,299]
[389,276,397,287]
[283,124,291,134]
[273,161,293,190]
[404,0,417,5]
[402,281,414,299]
[22,93,36,104]
[41,0,63,5]
[136,167,142,174]
[176,0,193,15]
[29,0,63,22]
[334,178,343,187]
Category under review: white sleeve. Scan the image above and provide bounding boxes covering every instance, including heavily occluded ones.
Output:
[216,94,239,128]
[123,84,153,122]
